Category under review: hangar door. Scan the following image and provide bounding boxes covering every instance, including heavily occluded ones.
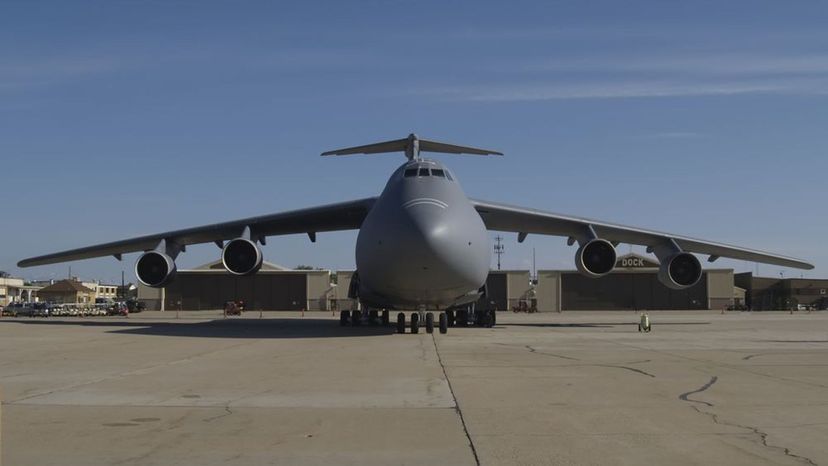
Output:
[561,272,708,310]
[165,273,307,310]
[477,273,507,311]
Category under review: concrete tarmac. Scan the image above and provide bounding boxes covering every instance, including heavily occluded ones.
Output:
[1,310,827,465]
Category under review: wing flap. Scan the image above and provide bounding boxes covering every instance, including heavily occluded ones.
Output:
[471,199,813,270]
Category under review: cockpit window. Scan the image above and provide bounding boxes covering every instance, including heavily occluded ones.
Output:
[404,168,417,177]
[431,169,445,178]
[418,168,430,177]
[444,170,454,181]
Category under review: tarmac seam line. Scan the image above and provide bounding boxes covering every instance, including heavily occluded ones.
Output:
[432,334,481,466]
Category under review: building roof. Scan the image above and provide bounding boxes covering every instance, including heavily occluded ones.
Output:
[37,280,95,294]
[187,260,294,272]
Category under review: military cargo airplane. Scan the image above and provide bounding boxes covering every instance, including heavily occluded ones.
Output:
[19,134,813,334]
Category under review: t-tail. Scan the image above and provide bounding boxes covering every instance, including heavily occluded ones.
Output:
[321,133,504,161]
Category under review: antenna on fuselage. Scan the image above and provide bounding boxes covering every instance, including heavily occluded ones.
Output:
[320,133,504,161]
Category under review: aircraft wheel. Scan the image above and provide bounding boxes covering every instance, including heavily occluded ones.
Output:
[340,310,350,326]
[381,309,390,325]
[368,309,378,324]
[396,312,406,334]
[352,310,362,326]
[439,313,448,334]
[410,312,419,334]
[425,312,434,334]
[446,310,455,327]
[490,310,496,327]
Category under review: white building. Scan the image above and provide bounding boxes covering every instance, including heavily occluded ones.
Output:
[0,277,36,305]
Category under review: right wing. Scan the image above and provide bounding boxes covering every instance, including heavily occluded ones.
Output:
[471,199,813,270]
[18,197,377,267]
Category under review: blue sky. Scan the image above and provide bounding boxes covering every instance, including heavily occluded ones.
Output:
[2,1,826,284]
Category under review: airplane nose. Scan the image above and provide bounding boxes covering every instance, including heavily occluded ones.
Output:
[401,202,486,289]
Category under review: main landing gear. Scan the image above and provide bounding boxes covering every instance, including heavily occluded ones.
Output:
[340,309,390,327]
[342,306,495,335]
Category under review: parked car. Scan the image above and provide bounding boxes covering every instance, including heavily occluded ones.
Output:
[31,302,50,317]
[8,302,35,317]
[126,299,146,313]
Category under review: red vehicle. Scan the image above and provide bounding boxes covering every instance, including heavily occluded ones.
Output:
[224,301,242,316]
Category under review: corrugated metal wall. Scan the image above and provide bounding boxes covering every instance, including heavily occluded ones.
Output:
[163,273,308,310]
[561,272,709,310]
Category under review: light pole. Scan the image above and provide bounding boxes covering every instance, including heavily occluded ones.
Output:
[493,236,504,270]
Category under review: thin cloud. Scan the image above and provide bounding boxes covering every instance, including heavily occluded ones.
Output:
[640,131,706,140]
[419,76,828,101]
[0,55,123,92]
[525,54,828,76]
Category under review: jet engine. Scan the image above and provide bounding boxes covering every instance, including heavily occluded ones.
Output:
[135,251,177,287]
[657,252,702,289]
[575,239,617,278]
[221,238,263,275]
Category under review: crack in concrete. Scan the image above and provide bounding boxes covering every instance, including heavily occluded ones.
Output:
[679,376,718,407]
[689,405,817,466]
[9,340,258,404]
[524,345,655,377]
[524,345,580,361]
[595,364,655,378]
[432,334,480,466]
[680,376,817,465]
[202,405,233,423]
[597,336,828,390]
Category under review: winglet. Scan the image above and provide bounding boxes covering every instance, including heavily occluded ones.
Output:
[321,133,503,160]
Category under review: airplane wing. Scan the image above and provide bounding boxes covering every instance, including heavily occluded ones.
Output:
[470,199,813,270]
[18,197,377,267]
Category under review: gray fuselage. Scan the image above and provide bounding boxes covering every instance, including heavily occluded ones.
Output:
[355,159,490,309]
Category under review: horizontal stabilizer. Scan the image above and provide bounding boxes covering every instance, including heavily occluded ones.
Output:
[321,133,503,160]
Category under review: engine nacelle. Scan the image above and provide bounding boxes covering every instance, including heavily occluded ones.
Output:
[221,238,263,276]
[575,239,617,278]
[135,251,177,287]
[658,252,702,289]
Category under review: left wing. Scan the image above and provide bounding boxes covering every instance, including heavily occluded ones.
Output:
[471,199,813,270]
[18,197,377,267]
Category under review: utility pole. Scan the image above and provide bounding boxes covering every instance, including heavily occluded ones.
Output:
[493,235,505,271]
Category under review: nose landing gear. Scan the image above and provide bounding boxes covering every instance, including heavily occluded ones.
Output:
[391,311,449,334]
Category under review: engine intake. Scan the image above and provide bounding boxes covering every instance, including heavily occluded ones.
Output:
[135,251,177,287]
[222,238,263,275]
[576,239,617,277]
[658,252,702,289]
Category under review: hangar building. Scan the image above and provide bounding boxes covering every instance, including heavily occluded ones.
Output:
[138,254,736,312]
[735,273,828,310]
[534,253,734,312]
[138,261,333,311]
